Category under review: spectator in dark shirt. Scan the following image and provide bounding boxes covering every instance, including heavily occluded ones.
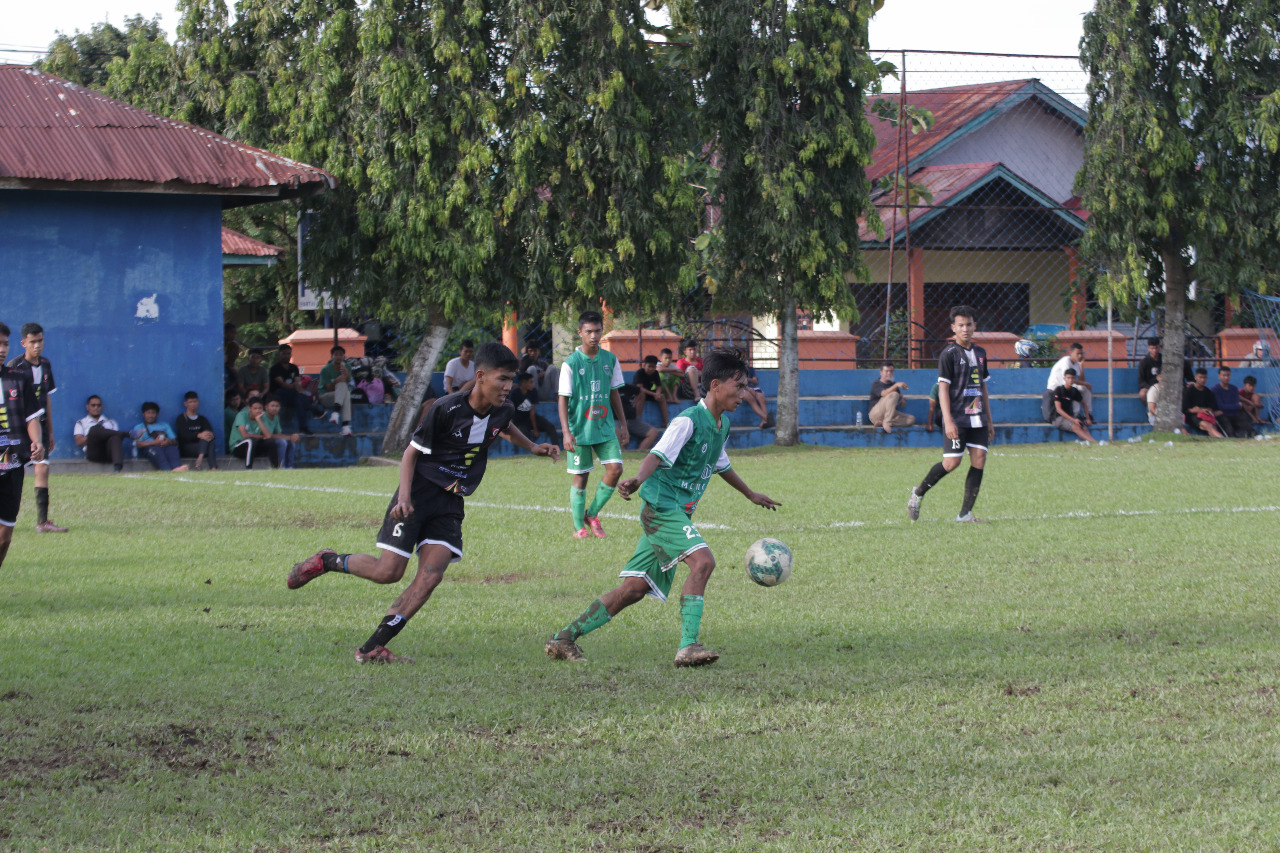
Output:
[1137,337,1161,422]
[1050,369,1095,443]
[175,391,219,470]
[237,348,270,398]
[1212,367,1252,438]
[868,363,915,433]
[509,369,561,445]
[1182,368,1225,437]
[617,383,659,451]
[269,344,312,434]
[631,356,670,427]
[224,348,242,398]
[518,342,557,400]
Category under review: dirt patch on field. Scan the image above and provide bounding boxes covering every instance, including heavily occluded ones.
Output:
[134,724,279,775]
[0,690,32,702]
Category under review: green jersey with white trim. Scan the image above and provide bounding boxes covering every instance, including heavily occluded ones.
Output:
[559,348,624,445]
[639,401,731,515]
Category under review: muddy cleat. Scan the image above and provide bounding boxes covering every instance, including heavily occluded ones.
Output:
[354,645,414,664]
[674,643,719,668]
[907,488,922,522]
[585,515,606,538]
[545,637,587,662]
[955,512,986,523]
[287,549,335,589]
[572,528,590,539]
[35,520,68,533]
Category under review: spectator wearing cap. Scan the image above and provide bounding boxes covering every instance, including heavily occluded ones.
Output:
[1212,367,1252,438]
[510,367,560,446]
[1237,340,1270,369]
[175,391,219,470]
[1182,368,1226,437]
[1050,369,1095,443]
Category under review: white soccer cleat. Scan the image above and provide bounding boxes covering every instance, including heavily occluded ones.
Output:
[907,488,922,522]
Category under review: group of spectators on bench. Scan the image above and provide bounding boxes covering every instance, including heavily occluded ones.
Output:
[73,392,221,473]
[1137,337,1270,438]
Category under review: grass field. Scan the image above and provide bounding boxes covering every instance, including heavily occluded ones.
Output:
[2,439,1280,851]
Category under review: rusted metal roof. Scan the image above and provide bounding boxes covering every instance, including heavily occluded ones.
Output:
[0,66,334,204]
[221,226,284,257]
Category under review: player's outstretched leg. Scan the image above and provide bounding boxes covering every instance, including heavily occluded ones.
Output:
[673,549,718,667]
[353,545,452,664]
[546,577,648,662]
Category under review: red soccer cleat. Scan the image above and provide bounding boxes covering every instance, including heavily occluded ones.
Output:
[585,515,606,538]
[287,549,335,589]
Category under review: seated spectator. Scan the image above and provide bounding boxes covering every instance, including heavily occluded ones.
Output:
[674,340,704,401]
[1212,367,1252,438]
[1043,343,1093,425]
[519,342,558,400]
[656,348,681,403]
[618,383,659,452]
[257,395,301,469]
[509,369,561,446]
[237,348,270,399]
[1050,369,1096,443]
[742,364,772,428]
[175,391,219,471]
[1182,368,1226,437]
[868,363,915,433]
[130,402,189,472]
[73,395,129,473]
[229,398,277,468]
[925,381,942,432]
[269,344,312,434]
[224,390,242,442]
[1137,337,1161,422]
[444,340,477,395]
[631,355,670,427]
[1239,375,1267,424]
[318,345,353,435]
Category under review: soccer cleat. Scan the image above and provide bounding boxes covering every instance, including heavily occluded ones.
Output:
[35,520,68,533]
[907,488,922,522]
[354,645,414,664]
[545,637,588,662]
[328,411,341,425]
[674,643,719,668]
[287,549,335,589]
[572,528,590,539]
[585,515,606,538]
[340,425,353,436]
[955,512,986,523]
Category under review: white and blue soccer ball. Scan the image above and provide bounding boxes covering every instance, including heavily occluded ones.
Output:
[745,538,792,587]
[1015,338,1037,358]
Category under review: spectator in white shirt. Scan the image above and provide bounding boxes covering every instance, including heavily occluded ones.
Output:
[73,395,129,473]
[443,340,477,394]
[1041,342,1093,425]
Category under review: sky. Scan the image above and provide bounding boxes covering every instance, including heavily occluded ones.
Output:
[3,0,1096,66]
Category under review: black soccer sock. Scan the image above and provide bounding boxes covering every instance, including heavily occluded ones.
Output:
[916,462,950,496]
[34,487,49,524]
[960,467,984,516]
[321,552,352,573]
[359,614,409,654]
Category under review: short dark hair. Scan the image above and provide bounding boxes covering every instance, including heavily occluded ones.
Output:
[278,344,292,353]
[461,339,475,350]
[1244,375,1257,386]
[330,345,346,356]
[949,305,976,323]
[141,401,160,414]
[247,398,264,409]
[86,394,101,405]
[660,348,673,356]
[880,362,895,370]
[0,322,9,338]
[577,311,604,329]
[183,391,199,401]
[700,347,748,395]
[225,391,240,406]
[20,322,43,339]
[1063,368,1077,377]
[1148,337,1161,347]
[262,394,279,406]
[1069,343,1084,352]
[249,347,264,356]
[682,339,699,350]
[1218,366,1231,374]
[474,342,519,373]
[643,355,658,365]
[1195,368,1208,376]
[519,371,534,385]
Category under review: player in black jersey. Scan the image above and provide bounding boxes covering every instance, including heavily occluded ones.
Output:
[286,343,560,663]
[907,306,994,523]
[5,323,66,533]
[0,323,47,570]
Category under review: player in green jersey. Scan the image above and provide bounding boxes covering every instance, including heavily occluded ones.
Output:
[545,348,780,667]
[558,310,630,539]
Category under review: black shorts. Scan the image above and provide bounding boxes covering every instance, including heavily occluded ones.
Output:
[0,467,25,526]
[943,425,990,456]
[375,479,465,562]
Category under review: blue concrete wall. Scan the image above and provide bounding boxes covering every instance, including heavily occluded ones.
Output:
[0,191,224,457]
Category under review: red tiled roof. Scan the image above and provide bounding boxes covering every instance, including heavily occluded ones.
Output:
[860,162,1001,241]
[222,226,284,257]
[0,66,334,203]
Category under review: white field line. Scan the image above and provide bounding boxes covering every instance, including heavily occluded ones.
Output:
[149,475,1280,533]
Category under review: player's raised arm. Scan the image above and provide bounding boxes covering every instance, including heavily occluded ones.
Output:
[499,423,560,462]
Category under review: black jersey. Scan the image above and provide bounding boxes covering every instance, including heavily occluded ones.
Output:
[408,391,515,496]
[0,366,43,471]
[5,355,55,421]
[937,342,990,428]
[175,413,215,446]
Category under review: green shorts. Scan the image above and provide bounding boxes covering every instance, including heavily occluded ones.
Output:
[566,436,623,474]
[619,500,709,602]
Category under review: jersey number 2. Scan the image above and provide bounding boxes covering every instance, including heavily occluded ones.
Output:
[683,525,699,540]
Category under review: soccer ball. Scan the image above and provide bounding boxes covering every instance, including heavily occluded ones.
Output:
[1014,338,1036,358]
[744,538,792,587]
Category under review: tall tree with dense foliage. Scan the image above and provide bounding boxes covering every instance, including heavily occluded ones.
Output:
[676,0,884,445]
[1079,0,1280,431]
[37,17,169,90]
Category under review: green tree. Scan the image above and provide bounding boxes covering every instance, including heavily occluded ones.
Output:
[678,0,883,445]
[1079,0,1280,431]
[37,17,168,89]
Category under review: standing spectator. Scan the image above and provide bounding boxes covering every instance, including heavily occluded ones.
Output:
[656,348,681,403]
[1239,375,1267,425]
[269,344,312,434]
[237,348,271,398]
[742,364,772,428]
[1237,340,1270,369]
[229,398,277,468]
[444,340,477,394]
[6,322,66,533]
[1137,338,1162,422]
[510,369,561,446]
[1211,367,1252,438]
[73,395,129,473]
[868,363,916,433]
[631,356,670,427]
[1043,342,1093,425]
[1182,368,1226,437]
[0,322,45,570]
[175,391,219,471]
[130,402,189,472]
[617,383,660,452]
[318,346,354,436]
[519,342,558,400]
[1050,369,1096,443]
[257,395,301,469]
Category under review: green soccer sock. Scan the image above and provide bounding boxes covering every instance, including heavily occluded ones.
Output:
[680,595,705,648]
[555,598,612,642]
[586,484,616,519]
[570,486,587,530]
